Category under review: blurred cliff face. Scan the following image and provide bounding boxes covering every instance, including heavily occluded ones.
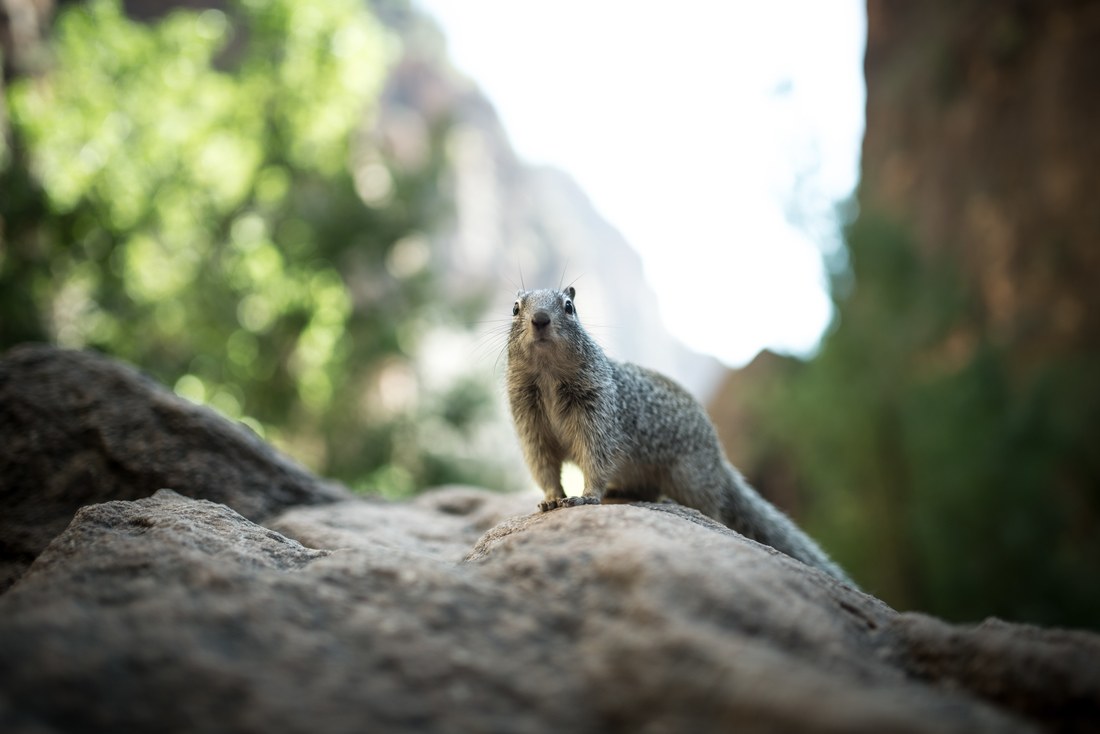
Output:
[862,0,1100,357]
[709,1,1100,630]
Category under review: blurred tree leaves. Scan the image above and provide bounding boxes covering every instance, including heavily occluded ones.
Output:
[1,0,503,496]
[753,212,1100,629]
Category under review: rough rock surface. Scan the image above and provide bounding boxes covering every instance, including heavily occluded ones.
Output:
[0,344,353,591]
[1,346,1099,734]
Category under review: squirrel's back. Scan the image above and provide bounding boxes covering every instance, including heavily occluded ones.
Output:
[505,286,852,584]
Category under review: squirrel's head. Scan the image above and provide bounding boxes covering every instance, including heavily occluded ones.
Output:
[507,287,586,368]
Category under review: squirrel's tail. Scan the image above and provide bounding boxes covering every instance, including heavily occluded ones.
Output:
[718,463,855,586]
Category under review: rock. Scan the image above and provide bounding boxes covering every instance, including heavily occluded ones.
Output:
[1,346,1098,733]
[882,614,1100,731]
[0,344,353,591]
[1,493,1097,734]
[269,484,540,562]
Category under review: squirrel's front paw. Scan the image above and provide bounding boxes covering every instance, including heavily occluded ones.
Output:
[558,495,601,508]
[537,495,601,512]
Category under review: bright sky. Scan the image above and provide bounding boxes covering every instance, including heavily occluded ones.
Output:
[415,1,866,366]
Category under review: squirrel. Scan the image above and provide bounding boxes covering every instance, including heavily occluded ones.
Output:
[506,286,852,584]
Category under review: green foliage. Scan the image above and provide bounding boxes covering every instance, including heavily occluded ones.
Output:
[1,0,504,496]
[756,212,1100,628]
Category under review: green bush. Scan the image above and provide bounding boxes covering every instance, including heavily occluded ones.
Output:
[1,0,503,496]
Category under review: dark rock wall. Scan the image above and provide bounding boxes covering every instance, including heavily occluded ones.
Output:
[863,0,1100,355]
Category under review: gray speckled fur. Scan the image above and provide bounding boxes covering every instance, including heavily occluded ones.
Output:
[506,287,852,584]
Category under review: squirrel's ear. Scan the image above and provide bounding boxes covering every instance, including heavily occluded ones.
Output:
[565,286,576,300]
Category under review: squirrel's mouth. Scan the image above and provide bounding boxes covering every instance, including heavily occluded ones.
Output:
[528,328,554,344]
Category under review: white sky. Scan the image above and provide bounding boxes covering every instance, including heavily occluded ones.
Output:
[415,1,866,366]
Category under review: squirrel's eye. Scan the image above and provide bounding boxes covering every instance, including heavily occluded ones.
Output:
[564,300,575,316]
[512,301,520,316]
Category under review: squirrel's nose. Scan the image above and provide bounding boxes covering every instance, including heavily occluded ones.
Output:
[531,310,551,330]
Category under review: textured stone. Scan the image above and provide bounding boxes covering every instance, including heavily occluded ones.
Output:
[0,344,352,591]
[1,346,1098,733]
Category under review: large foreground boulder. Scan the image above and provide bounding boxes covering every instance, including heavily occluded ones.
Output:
[1,346,1098,733]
